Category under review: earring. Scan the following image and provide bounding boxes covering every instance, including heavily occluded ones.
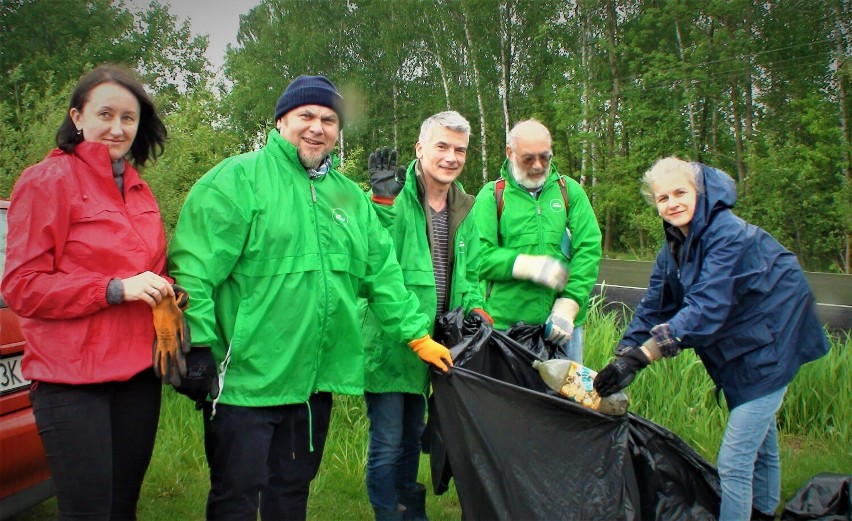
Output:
[76,128,82,136]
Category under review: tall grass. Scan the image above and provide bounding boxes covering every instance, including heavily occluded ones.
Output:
[10,304,850,520]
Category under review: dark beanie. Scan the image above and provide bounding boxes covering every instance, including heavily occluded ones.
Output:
[274,75,344,123]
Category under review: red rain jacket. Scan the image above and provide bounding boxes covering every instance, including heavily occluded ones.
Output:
[1,142,170,384]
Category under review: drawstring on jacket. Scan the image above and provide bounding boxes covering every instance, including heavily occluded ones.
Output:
[210,340,233,419]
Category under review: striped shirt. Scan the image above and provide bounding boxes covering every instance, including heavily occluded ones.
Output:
[431,205,449,316]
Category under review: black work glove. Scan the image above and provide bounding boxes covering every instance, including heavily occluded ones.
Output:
[368,146,406,201]
[173,284,189,310]
[593,347,650,397]
[173,347,220,409]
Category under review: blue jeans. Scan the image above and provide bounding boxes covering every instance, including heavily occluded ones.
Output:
[364,392,426,511]
[717,386,787,521]
[202,392,332,521]
[555,325,584,364]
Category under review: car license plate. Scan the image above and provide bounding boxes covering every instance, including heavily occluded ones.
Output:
[0,354,30,395]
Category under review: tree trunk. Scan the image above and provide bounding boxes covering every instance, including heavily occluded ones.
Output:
[426,23,452,110]
[744,0,754,142]
[730,80,746,185]
[831,1,851,272]
[605,0,621,155]
[460,0,489,183]
[580,1,591,187]
[499,0,512,138]
[604,207,614,254]
[675,19,699,158]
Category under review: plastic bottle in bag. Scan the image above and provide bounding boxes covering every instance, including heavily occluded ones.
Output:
[532,359,629,416]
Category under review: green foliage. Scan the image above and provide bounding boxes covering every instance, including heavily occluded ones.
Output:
[1,0,850,271]
[145,84,243,239]
[0,77,70,198]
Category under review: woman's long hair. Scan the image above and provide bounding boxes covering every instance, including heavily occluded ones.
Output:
[56,64,166,166]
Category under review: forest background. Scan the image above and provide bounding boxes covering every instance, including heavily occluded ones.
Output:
[1,0,850,273]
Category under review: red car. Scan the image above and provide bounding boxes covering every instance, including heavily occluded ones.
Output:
[0,199,53,519]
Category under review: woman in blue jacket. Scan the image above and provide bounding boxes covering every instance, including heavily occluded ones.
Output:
[594,157,829,521]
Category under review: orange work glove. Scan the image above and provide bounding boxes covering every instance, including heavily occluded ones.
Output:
[152,285,191,386]
[469,307,494,326]
[408,334,453,372]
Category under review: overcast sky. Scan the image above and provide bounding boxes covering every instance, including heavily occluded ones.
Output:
[128,0,261,71]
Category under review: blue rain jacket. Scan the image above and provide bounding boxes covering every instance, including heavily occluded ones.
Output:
[621,164,829,409]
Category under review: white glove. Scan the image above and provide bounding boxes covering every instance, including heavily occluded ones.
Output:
[545,298,579,346]
[512,254,568,290]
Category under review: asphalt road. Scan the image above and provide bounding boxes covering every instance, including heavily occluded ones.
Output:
[595,259,852,331]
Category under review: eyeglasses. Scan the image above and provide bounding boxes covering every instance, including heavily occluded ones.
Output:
[518,153,552,167]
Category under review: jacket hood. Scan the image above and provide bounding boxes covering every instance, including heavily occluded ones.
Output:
[663,162,737,240]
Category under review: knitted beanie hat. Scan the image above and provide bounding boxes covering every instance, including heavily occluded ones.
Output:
[274,75,344,123]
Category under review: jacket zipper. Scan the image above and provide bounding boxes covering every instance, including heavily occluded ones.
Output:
[310,182,328,384]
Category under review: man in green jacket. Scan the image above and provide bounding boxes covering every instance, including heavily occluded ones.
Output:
[473,119,602,363]
[168,75,453,520]
[361,111,491,521]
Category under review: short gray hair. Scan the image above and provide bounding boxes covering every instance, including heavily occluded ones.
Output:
[507,119,551,151]
[640,156,701,204]
[419,111,471,144]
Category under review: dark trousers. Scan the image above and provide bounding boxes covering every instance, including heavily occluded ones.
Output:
[202,392,333,521]
[29,369,162,521]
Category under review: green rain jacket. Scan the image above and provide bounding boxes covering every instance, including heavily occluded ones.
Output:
[473,160,602,330]
[360,161,486,394]
[169,130,430,407]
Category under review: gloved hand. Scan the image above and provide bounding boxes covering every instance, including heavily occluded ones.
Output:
[409,334,453,372]
[152,290,191,386]
[368,146,406,203]
[467,307,494,326]
[511,254,568,290]
[173,347,220,408]
[650,323,681,358]
[544,298,579,346]
[593,347,650,397]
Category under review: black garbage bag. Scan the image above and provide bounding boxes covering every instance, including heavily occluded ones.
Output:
[781,473,852,520]
[504,321,559,360]
[428,308,721,520]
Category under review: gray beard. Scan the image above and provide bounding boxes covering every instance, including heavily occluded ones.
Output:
[299,150,325,170]
[511,163,546,190]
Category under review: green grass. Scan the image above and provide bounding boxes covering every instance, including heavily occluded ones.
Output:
[10,306,851,520]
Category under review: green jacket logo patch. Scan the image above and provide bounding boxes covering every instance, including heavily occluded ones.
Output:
[332,208,349,227]
[550,199,565,212]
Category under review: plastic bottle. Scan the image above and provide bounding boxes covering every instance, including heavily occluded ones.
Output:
[532,359,629,416]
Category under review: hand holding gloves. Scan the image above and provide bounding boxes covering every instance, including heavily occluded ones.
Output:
[369,146,406,204]
[512,254,568,290]
[151,284,220,407]
[151,285,191,386]
[409,334,453,372]
[174,347,220,409]
[545,298,579,346]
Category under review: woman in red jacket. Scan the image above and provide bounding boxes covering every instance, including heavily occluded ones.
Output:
[1,64,172,520]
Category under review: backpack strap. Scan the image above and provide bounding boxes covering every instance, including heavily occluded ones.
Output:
[557,175,570,215]
[495,175,570,224]
[494,177,506,220]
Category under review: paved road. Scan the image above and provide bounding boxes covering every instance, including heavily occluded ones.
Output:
[595,259,852,331]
